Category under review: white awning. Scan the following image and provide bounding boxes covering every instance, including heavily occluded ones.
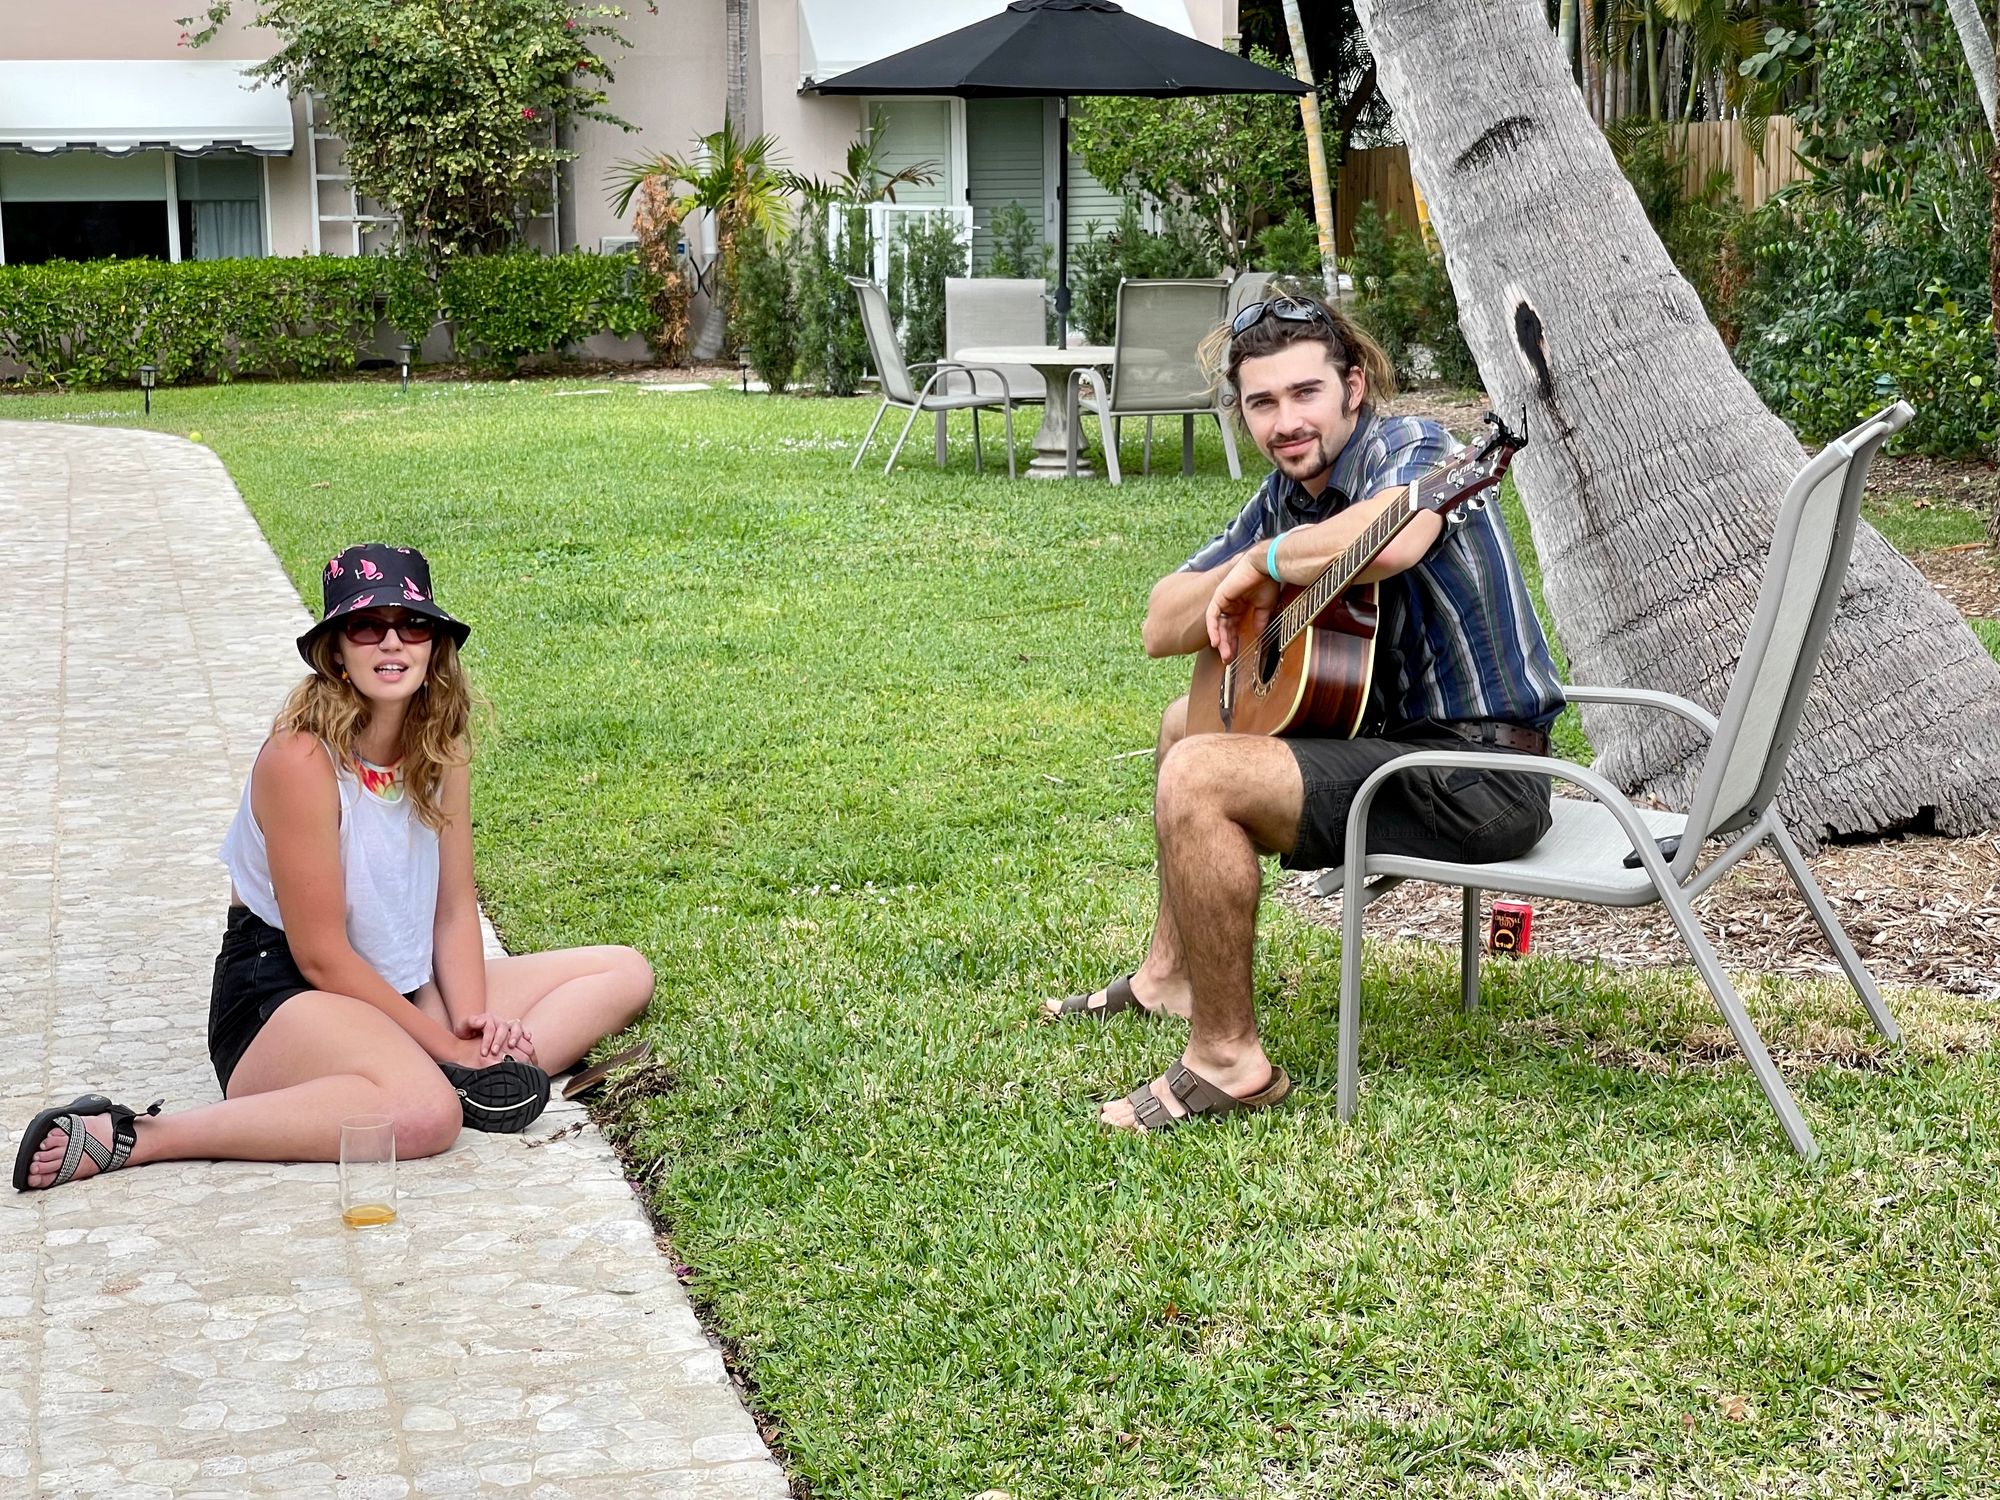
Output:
[799,0,1198,87]
[0,60,294,157]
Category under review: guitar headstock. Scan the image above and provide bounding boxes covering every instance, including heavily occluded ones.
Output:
[1412,406,1529,523]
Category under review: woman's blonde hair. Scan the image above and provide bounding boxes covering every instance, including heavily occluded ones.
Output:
[1198,292,1398,411]
[275,629,473,831]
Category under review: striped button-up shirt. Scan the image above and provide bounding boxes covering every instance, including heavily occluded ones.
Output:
[1180,406,1566,731]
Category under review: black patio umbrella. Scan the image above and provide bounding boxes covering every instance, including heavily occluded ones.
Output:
[806,0,1307,322]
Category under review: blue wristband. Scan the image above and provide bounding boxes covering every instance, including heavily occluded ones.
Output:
[1265,530,1286,582]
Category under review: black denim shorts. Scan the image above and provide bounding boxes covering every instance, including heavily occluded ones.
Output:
[1282,728,1553,871]
[208,905,315,1093]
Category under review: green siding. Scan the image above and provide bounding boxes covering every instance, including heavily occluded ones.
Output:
[966,98,1047,274]
[1065,149,1127,250]
[867,100,951,206]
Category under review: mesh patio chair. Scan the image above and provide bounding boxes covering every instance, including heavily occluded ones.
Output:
[848,276,1017,478]
[1064,278,1241,483]
[1227,270,1276,321]
[1318,401,1915,1161]
[943,276,1048,405]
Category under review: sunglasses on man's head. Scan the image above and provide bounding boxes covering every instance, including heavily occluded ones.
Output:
[339,612,436,645]
[1229,295,1338,341]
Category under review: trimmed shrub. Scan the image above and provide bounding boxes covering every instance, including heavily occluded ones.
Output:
[887,213,968,368]
[734,224,800,393]
[0,251,657,385]
[1346,201,1476,388]
[794,201,871,396]
[1069,201,1223,345]
[438,251,654,366]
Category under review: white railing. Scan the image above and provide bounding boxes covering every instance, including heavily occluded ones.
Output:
[822,203,974,289]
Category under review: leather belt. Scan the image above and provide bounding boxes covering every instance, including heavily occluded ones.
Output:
[1438,720,1549,757]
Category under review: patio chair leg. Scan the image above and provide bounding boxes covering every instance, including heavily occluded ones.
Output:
[852,399,891,472]
[1142,417,1153,475]
[935,411,948,468]
[1002,401,1016,480]
[1101,399,1122,486]
[1066,373,1081,479]
[1657,884,1820,1161]
[1460,888,1481,1015]
[1769,822,1900,1042]
[1337,870,1368,1123]
[1216,411,1242,480]
[1182,414,1195,476]
[884,404,925,475]
[972,407,983,475]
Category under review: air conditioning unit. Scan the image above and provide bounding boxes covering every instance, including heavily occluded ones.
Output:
[599,234,640,255]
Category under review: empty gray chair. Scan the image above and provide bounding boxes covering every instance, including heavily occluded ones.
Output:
[848,275,1017,478]
[1065,278,1241,483]
[1227,270,1276,321]
[1320,402,1914,1162]
[944,276,1048,405]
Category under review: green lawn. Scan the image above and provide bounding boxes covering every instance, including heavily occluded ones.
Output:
[12,379,2000,1498]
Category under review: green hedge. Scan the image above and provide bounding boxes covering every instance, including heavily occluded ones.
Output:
[0,251,659,386]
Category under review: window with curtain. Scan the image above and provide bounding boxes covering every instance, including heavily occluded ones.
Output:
[175,153,265,260]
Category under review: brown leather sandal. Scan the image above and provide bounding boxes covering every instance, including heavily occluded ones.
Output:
[1119,1060,1291,1132]
[1042,973,1150,1023]
[560,1039,653,1101]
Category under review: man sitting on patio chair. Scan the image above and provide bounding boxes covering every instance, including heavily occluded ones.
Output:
[1041,294,1567,1130]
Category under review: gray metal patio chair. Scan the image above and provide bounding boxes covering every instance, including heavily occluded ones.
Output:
[943,276,1048,405]
[847,276,1017,478]
[1320,401,1914,1161]
[1227,270,1276,321]
[1064,278,1242,483]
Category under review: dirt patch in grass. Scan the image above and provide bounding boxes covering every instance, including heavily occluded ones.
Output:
[1282,824,2000,1004]
[1909,542,2000,617]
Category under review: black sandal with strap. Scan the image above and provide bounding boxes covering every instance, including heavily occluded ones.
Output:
[13,1094,161,1192]
[1043,973,1152,1023]
[1121,1060,1291,1132]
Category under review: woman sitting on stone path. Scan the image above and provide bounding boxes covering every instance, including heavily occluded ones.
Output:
[14,543,655,1192]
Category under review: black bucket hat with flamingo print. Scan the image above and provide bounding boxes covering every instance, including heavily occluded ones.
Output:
[296,543,471,665]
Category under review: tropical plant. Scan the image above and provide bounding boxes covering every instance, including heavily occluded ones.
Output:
[794,200,872,396]
[886,214,968,368]
[631,178,693,364]
[734,223,800,393]
[1252,207,1324,277]
[1345,201,1475,387]
[786,137,940,207]
[187,0,636,259]
[983,202,1052,280]
[1071,47,1310,267]
[608,115,792,357]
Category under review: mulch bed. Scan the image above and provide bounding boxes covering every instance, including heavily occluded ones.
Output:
[1281,814,2000,1003]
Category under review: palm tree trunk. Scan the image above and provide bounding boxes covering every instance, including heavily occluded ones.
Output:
[1350,0,2000,845]
[1578,0,1599,123]
[1281,0,1340,294]
[1947,0,1998,139]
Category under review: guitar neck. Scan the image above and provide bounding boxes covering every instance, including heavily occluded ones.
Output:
[1273,483,1429,649]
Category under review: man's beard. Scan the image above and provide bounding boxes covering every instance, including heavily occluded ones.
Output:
[1270,432,1334,479]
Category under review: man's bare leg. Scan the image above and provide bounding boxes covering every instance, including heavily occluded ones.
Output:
[1100,734,1304,1129]
[1044,695,1196,1019]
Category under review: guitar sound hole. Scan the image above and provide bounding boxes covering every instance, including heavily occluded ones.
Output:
[1258,637,1281,687]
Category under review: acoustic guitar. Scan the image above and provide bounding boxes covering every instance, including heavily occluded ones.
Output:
[1187,411,1527,739]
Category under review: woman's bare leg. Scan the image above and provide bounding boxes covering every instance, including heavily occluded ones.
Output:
[20,991,461,1190]
[414,946,653,1075]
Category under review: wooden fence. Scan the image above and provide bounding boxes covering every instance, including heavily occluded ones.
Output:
[1332,117,1810,254]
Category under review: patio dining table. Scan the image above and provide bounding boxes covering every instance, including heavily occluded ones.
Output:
[954,343,1114,478]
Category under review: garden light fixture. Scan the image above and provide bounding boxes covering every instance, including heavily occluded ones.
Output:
[737,346,750,394]
[398,342,415,393]
[138,363,156,415]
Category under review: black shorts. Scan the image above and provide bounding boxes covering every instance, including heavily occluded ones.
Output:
[208,905,315,1094]
[1282,727,1553,871]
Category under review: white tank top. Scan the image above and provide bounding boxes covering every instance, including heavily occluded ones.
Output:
[218,740,440,993]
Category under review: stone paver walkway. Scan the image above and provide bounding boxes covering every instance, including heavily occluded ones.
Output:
[0,423,789,1499]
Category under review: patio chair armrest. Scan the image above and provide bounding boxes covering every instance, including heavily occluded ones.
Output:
[1338,748,1688,892]
[950,364,1018,400]
[1561,684,1720,737]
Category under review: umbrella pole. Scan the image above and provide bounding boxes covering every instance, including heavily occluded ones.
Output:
[1055,96,1070,339]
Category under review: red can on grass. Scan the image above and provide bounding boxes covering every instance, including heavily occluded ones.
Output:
[1487,901,1533,955]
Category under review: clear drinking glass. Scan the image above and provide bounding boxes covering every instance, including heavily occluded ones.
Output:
[339,1114,398,1228]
